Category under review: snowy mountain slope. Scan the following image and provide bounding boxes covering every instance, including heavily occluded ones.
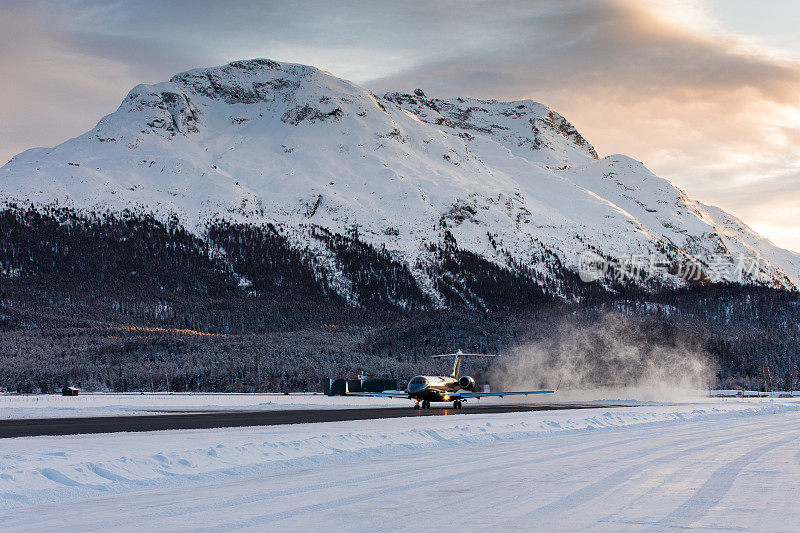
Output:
[700,203,800,287]
[1,58,797,306]
[385,92,800,289]
[383,90,599,168]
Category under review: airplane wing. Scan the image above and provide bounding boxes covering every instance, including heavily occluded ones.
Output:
[345,391,410,399]
[456,389,556,399]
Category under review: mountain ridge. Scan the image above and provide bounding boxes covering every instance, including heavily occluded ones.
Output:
[1,58,798,308]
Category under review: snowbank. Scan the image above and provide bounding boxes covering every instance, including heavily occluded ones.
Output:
[0,392,406,419]
[0,391,647,419]
[1,398,798,510]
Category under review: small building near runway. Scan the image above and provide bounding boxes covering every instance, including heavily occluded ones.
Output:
[62,386,79,396]
[324,373,397,396]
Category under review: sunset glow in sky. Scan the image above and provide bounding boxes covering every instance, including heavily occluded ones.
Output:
[1,0,799,251]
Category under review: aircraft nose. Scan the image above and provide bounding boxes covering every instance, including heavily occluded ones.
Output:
[408,377,428,392]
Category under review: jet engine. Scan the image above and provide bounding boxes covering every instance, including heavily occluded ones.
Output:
[459,376,476,390]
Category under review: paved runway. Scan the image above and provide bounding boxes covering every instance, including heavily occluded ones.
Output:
[0,403,630,438]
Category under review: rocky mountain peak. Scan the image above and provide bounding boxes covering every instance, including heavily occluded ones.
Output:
[1,58,798,304]
[168,59,319,105]
[384,91,598,168]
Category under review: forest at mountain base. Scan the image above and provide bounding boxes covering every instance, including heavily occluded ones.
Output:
[1,207,797,393]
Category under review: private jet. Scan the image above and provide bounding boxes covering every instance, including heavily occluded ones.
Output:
[348,350,557,409]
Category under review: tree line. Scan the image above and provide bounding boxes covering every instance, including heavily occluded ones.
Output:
[0,205,798,392]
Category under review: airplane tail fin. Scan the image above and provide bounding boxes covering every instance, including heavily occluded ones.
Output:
[432,350,500,378]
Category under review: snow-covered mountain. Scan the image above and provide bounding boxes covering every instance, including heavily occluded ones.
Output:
[2,58,798,307]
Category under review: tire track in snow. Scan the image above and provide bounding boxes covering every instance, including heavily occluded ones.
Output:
[185,434,658,532]
[392,418,786,524]
[20,427,652,531]
[591,417,800,528]
[499,415,800,527]
[5,408,797,531]
[648,432,800,530]
[189,418,788,531]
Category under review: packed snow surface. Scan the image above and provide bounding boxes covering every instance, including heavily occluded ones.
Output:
[0,388,756,420]
[1,390,790,419]
[1,398,799,530]
[0,392,408,419]
[2,58,798,297]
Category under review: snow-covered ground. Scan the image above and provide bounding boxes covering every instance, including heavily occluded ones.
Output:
[1,398,799,530]
[1,390,793,420]
[0,392,410,419]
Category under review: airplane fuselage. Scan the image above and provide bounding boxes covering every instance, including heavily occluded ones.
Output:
[407,375,461,402]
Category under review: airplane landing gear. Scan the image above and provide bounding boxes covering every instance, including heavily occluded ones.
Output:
[453,400,463,409]
[414,402,420,410]
[421,400,430,409]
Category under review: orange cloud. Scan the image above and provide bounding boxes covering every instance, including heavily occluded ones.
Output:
[370,0,800,250]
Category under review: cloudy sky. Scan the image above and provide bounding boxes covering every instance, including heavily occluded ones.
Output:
[2,0,799,251]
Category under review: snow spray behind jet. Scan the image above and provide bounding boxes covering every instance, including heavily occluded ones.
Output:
[490,313,716,401]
